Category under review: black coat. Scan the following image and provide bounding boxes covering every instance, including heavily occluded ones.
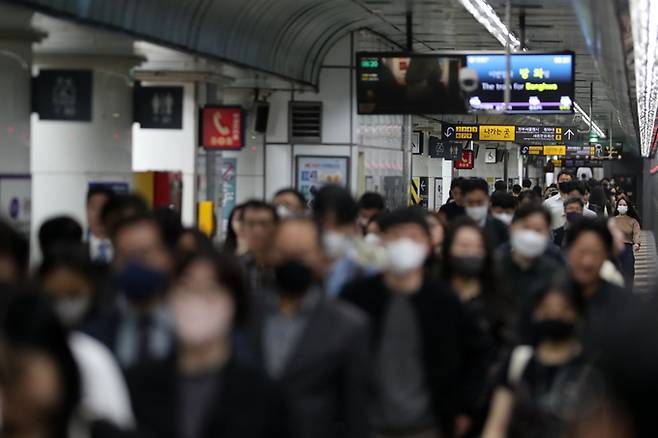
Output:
[125,355,289,438]
[340,275,489,435]
[246,295,371,438]
[483,216,510,250]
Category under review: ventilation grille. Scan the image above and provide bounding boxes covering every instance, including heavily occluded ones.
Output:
[289,101,322,143]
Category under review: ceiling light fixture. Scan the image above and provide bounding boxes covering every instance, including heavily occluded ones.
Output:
[574,102,606,138]
[456,0,521,49]
[629,0,658,157]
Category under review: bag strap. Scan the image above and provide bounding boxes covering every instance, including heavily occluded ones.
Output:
[508,345,534,387]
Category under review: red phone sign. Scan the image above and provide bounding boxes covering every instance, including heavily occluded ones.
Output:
[201,107,244,149]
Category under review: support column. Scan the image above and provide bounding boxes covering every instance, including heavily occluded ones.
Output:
[31,54,142,260]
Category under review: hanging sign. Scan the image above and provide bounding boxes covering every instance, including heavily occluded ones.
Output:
[201,107,245,149]
[33,69,92,121]
[454,150,475,169]
[543,145,566,156]
[479,125,515,141]
[135,86,183,129]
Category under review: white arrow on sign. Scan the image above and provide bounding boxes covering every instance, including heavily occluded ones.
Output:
[420,180,427,191]
[445,126,454,138]
[564,129,575,140]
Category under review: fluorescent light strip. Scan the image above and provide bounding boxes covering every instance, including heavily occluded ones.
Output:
[457,0,521,49]
[574,102,606,138]
[630,0,658,157]
[458,0,606,140]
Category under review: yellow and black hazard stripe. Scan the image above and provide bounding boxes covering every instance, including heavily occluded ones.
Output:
[409,177,421,205]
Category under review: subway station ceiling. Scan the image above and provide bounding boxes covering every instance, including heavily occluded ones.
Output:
[3,0,639,153]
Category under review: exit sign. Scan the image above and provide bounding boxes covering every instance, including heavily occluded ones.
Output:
[360,59,379,68]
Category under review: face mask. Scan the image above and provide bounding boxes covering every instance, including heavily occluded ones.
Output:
[54,296,91,328]
[493,212,513,226]
[276,205,293,219]
[385,238,428,275]
[533,319,576,342]
[450,256,484,277]
[364,233,381,246]
[117,262,167,304]
[465,205,488,222]
[558,182,570,193]
[617,205,628,215]
[171,292,233,346]
[274,260,314,296]
[323,231,352,259]
[565,212,582,224]
[511,229,548,259]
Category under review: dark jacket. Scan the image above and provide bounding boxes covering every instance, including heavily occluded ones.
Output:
[340,275,489,435]
[247,293,370,438]
[483,216,510,250]
[125,355,289,438]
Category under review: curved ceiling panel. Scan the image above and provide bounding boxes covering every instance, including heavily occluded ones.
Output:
[7,0,378,86]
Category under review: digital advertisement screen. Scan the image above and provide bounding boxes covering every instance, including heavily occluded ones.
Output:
[356,52,574,115]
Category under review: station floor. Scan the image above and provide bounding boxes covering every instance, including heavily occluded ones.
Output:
[635,231,658,294]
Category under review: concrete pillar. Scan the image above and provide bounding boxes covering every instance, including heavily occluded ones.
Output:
[31,54,142,260]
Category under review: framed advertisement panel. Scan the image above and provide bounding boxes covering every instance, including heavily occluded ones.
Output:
[295,156,350,205]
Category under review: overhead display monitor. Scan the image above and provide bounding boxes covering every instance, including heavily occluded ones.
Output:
[356,52,574,115]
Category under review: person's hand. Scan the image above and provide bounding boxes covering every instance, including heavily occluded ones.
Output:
[634,244,640,253]
[454,414,472,437]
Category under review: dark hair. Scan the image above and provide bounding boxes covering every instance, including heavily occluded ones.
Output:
[491,192,517,210]
[566,217,613,254]
[0,291,81,436]
[522,178,532,189]
[38,243,91,281]
[241,200,278,223]
[532,185,543,198]
[379,207,430,236]
[178,228,214,254]
[563,196,584,210]
[512,184,522,195]
[100,193,149,234]
[532,277,583,315]
[357,192,385,211]
[450,177,465,191]
[152,208,183,252]
[614,194,641,224]
[462,178,490,197]
[38,216,83,258]
[224,203,245,255]
[567,181,587,197]
[557,170,574,181]
[494,180,507,192]
[441,218,510,320]
[512,204,551,228]
[0,220,29,278]
[110,213,161,244]
[86,185,115,204]
[312,185,358,227]
[518,190,542,206]
[177,250,248,323]
[274,188,307,209]
[588,185,610,216]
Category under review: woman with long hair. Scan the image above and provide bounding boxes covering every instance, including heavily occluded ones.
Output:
[223,203,248,256]
[611,194,641,288]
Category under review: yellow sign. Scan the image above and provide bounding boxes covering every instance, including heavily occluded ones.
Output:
[551,159,563,167]
[455,125,478,140]
[543,145,566,156]
[528,146,543,155]
[197,201,215,237]
[479,125,515,141]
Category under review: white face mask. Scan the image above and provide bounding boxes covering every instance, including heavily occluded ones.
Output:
[364,233,381,246]
[493,212,513,226]
[466,205,488,222]
[617,205,628,215]
[323,231,352,259]
[385,238,428,275]
[276,205,293,219]
[54,296,91,328]
[171,292,234,346]
[511,229,548,259]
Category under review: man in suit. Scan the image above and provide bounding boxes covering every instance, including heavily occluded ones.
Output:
[340,207,488,438]
[462,178,510,249]
[247,217,370,438]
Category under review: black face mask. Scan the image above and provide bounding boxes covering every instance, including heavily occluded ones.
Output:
[533,319,576,342]
[451,256,484,278]
[274,260,314,297]
[558,182,571,194]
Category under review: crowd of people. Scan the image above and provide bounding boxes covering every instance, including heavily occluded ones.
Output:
[0,171,654,438]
